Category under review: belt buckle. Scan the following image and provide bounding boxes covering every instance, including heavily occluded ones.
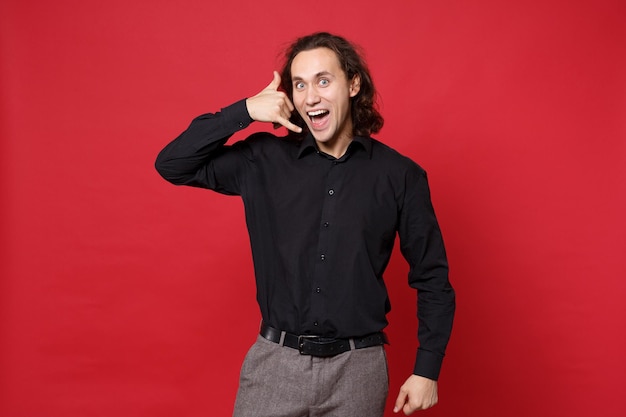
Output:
[297,335,320,355]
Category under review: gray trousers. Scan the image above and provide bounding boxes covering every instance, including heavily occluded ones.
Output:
[233,335,388,417]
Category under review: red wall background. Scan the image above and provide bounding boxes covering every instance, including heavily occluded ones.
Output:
[1,1,625,416]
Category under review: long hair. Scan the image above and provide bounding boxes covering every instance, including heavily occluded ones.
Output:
[280,32,384,138]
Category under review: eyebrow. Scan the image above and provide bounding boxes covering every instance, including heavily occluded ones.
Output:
[292,71,334,82]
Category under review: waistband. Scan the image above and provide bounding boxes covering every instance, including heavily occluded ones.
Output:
[259,322,388,357]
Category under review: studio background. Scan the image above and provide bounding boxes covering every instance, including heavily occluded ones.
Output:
[1,1,624,416]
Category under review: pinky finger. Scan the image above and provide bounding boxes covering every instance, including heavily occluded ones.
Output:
[276,116,303,133]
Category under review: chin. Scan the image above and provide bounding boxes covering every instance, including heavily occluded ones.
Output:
[311,129,334,142]
[312,134,332,144]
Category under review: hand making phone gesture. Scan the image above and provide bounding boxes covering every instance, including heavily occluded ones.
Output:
[245,71,302,133]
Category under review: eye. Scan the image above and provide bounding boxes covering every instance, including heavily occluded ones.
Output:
[294,81,305,90]
[319,78,330,87]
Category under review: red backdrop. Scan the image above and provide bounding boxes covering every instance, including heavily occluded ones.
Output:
[1,1,625,416]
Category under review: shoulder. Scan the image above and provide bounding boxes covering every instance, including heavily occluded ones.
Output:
[237,131,301,160]
[244,131,291,143]
[369,137,426,177]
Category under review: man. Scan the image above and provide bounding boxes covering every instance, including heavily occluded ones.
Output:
[155,32,455,416]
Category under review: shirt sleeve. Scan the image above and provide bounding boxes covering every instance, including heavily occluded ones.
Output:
[398,165,455,380]
[154,99,254,195]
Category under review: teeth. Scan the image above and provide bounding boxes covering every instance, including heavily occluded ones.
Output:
[307,110,328,117]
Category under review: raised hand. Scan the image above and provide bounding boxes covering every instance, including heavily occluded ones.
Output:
[245,71,302,133]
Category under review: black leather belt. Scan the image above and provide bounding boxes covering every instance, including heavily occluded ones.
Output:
[260,322,388,357]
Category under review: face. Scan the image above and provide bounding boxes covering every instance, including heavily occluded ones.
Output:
[291,47,360,151]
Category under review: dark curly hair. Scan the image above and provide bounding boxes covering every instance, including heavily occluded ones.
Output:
[280,32,384,138]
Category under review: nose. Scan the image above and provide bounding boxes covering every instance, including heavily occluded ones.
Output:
[305,86,320,106]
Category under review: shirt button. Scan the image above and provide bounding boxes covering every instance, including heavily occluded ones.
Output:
[328,189,334,195]
[313,321,319,326]
[320,254,326,261]
[323,222,329,227]
[315,287,321,293]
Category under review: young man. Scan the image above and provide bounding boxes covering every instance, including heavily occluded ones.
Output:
[155,32,455,416]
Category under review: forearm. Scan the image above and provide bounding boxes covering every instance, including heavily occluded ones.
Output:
[155,99,253,185]
[409,230,455,380]
[413,283,455,379]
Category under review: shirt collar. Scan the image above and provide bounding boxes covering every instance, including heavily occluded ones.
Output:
[297,133,373,159]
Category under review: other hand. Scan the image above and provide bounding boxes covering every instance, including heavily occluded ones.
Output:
[245,71,302,133]
[393,374,438,414]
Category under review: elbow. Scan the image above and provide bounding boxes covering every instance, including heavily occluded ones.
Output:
[154,152,186,185]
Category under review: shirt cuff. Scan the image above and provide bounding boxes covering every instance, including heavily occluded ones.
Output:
[413,348,445,381]
[221,99,254,131]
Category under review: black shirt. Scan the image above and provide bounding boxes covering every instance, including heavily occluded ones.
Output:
[155,99,455,380]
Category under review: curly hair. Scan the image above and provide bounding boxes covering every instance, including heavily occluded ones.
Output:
[280,32,384,138]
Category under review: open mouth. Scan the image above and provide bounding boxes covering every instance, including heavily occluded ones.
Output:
[307,109,330,128]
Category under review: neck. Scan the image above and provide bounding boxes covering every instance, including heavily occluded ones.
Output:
[316,118,355,158]
[317,135,353,159]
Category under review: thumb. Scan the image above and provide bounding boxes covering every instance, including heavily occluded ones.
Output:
[266,70,281,91]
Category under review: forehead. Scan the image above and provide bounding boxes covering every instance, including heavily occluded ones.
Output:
[290,47,345,80]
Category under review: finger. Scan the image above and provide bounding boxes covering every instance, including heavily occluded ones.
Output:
[276,106,292,127]
[283,95,295,112]
[393,390,408,413]
[275,116,302,133]
[266,70,281,91]
[279,106,293,123]
[273,91,294,114]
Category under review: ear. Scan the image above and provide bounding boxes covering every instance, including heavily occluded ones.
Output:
[349,74,361,97]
